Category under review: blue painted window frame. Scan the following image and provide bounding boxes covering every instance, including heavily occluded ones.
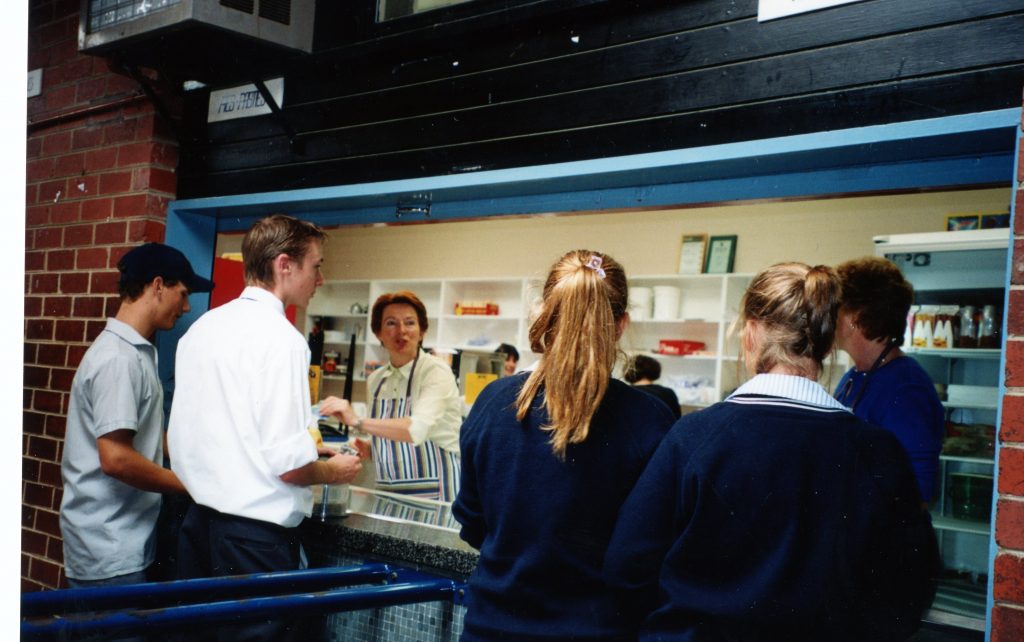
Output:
[159,106,1022,639]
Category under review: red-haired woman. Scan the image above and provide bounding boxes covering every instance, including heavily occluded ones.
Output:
[320,290,462,501]
[833,256,944,504]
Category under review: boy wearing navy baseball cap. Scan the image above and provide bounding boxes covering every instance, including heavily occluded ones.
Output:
[117,242,214,298]
[60,243,213,592]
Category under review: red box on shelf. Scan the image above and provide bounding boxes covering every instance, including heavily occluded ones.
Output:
[657,339,705,356]
[454,302,500,316]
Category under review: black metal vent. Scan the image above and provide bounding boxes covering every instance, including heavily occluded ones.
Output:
[220,0,255,14]
[259,0,292,25]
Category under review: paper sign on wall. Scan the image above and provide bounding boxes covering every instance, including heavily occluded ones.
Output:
[28,69,42,98]
[758,0,865,22]
[207,77,284,123]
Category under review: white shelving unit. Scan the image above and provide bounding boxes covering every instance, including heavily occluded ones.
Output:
[438,278,529,353]
[875,228,1009,624]
[905,347,1001,360]
[305,273,752,407]
[306,281,372,381]
[307,278,534,383]
[622,274,752,407]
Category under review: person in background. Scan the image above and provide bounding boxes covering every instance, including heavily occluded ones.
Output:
[60,243,211,594]
[623,353,681,419]
[496,342,519,376]
[605,262,938,641]
[833,256,944,504]
[452,250,675,642]
[320,291,463,501]
[169,215,361,641]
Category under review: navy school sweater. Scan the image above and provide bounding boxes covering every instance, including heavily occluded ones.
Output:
[604,393,940,642]
[453,373,676,641]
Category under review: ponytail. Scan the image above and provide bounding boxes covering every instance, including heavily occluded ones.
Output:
[515,250,629,458]
[803,265,842,364]
[740,263,842,377]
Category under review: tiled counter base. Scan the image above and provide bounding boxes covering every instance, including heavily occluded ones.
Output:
[301,487,478,641]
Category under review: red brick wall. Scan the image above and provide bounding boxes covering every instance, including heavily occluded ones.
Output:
[23,0,176,591]
[992,95,1024,640]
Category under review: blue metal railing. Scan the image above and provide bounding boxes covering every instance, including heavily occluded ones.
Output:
[21,563,466,641]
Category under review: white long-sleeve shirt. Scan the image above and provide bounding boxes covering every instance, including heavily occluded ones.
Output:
[366,349,462,452]
[169,286,318,527]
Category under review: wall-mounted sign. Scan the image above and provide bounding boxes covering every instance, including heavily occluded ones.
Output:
[758,0,865,22]
[207,78,284,123]
[28,68,42,98]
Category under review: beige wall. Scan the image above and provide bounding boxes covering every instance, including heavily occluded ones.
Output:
[217,187,1010,280]
[215,186,1011,407]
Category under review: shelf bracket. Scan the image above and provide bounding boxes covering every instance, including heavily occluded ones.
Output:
[117,60,194,145]
[253,77,304,155]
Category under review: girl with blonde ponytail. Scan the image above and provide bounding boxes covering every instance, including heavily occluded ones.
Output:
[515,249,629,457]
[606,262,939,641]
[452,249,675,642]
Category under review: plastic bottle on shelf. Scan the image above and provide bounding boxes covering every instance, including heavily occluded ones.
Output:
[932,311,952,349]
[956,305,977,348]
[903,305,918,348]
[913,306,935,348]
[323,351,339,374]
[978,305,1000,349]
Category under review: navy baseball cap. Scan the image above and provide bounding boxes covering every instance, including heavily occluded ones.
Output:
[118,243,215,293]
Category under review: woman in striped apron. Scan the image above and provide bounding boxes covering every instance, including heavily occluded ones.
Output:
[321,291,462,501]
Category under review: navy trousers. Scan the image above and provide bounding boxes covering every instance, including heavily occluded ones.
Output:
[177,504,320,642]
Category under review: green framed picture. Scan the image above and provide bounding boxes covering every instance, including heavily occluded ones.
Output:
[704,235,737,274]
[981,213,1010,229]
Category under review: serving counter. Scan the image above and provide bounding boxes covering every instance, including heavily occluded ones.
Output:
[301,486,477,641]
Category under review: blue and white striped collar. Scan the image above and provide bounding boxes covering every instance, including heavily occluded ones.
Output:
[727,373,849,411]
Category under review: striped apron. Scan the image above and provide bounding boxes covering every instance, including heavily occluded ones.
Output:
[371,352,460,502]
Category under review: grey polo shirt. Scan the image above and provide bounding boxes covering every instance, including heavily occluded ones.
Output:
[59,318,165,580]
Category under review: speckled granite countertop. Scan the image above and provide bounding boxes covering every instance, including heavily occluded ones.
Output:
[300,486,479,578]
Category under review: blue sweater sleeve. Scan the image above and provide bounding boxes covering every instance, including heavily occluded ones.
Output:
[452,377,506,550]
[836,360,944,503]
[851,429,941,638]
[873,382,943,501]
[452,419,484,549]
[603,425,688,621]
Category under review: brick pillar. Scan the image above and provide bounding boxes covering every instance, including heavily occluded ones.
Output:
[23,0,177,591]
[992,95,1024,640]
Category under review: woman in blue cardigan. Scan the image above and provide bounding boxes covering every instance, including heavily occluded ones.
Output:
[605,262,939,641]
[452,250,676,642]
[832,256,944,504]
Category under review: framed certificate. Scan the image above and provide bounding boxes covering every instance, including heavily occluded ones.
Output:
[704,235,737,274]
[678,234,708,274]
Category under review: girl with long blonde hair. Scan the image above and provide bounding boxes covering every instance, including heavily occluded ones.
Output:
[452,249,676,642]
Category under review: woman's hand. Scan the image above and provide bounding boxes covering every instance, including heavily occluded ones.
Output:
[319,396,360,427]
[352,438,372,459]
